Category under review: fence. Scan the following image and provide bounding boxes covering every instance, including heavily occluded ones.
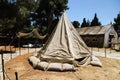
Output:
[0,45,40,80]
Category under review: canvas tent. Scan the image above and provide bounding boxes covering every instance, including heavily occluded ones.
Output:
[76,25,118,48]
[29,12,102,71]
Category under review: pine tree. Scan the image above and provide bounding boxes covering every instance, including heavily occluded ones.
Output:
[113,12,120,32]
[86,19,90,27]
[36,0,68,34]
[90,13,101,26]
[81,18,87,27]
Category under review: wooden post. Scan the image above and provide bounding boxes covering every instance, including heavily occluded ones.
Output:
[18,38,21,55]
[35,39,37,53]
[109,42,111,53]
[15,72,18,80]
[10,45,12,52]
[15,47,16,52]
[4,46,6,51]
[105,47,107,57]
[10,46,12,59]
[98,47,99,52]
[91,47,93,55]
[2,59,5,80]
[91,47,93,52]
[110,47,111,53]
[28,47,29,54]
[1,52,5,80]
[35,46,36,53]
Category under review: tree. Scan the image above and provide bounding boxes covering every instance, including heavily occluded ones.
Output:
[35,0,68,34]
[0,0,68,37]
[0,0,40,37]
[81,18,87,27]
[86,20,90,27]
[0,0,18,36]
[91,13,101,26]
[72,21,80,28]
[113,12,120,32]
[15,0,40,32]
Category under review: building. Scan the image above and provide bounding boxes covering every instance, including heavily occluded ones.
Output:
[76,25,118,48]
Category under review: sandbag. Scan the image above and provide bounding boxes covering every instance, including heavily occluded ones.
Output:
[90,55,102,67]
[37,61,49,70]
[91,60,102,67]
[37,61,75,71]
[62,63,75,71]
[47,63,62,71]
[29,56,40,68]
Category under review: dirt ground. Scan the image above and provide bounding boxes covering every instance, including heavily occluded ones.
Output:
[5,52,120,80]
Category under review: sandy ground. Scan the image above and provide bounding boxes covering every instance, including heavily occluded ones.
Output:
[4,53,120,80]
[0,46,40,80]
[1,46,120,80]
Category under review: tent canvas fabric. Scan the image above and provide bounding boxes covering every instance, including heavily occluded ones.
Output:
[29,12,102,71]
[76,25,118,47]
[17,28,47,40]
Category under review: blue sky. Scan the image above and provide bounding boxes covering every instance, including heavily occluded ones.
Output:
[66,0,120,25]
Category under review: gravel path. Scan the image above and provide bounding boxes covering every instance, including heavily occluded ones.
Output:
[92,51,120,60]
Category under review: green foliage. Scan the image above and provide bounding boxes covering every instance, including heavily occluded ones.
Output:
[0,0,68,37]
[16,0,37,11]
[0,2,18,19]
[81,18,88,27]
[86,20,90,27]
[0,0,39,37]
[113,12,120,32]
[35,0,68,34]
[0,0,18,36]
[90,13,101,26]
[16,0,39,27]
[72,21,80,28]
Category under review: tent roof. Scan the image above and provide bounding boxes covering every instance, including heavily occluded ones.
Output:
[76,25,114,35]
[37,12,90,61]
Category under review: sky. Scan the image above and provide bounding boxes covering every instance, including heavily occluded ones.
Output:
[66,0,120,25]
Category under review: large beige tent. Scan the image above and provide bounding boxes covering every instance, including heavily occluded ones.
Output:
[76,25,118,48]
[29,12,102,71]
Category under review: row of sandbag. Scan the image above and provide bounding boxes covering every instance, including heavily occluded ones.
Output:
[29,56,75,71]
